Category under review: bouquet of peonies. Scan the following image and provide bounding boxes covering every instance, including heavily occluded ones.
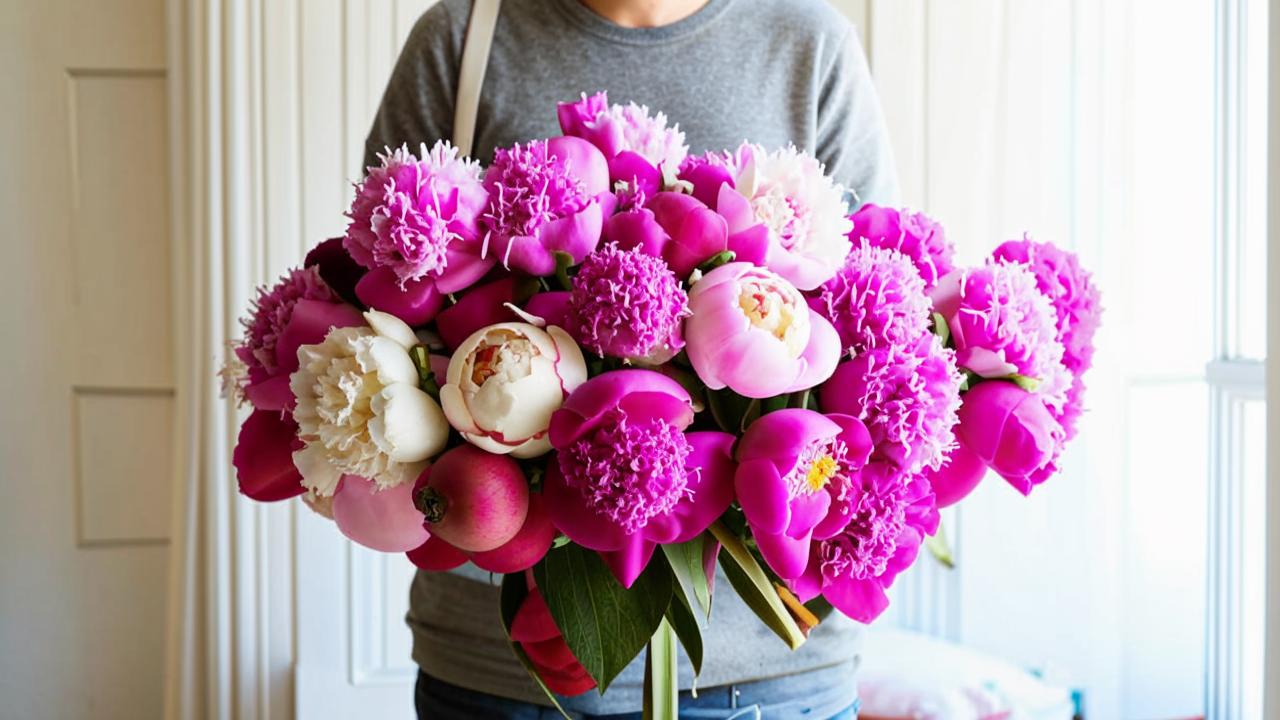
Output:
[225,91,1101,713]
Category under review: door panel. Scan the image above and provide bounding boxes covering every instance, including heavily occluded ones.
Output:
[0,0,173,718]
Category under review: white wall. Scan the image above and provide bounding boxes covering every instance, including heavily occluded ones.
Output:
[866,2,1218,718]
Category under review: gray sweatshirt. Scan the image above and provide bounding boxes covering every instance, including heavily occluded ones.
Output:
[363,0,899,712]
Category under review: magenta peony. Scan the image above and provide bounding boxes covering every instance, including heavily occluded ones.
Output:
[508,585,597,696]
[566,243,689,363]
[482,137,613,276]
[808,243,933,355]
[685,263,841,398]
[543,370,736,587]
[790,462,938,623]
[819,335,963,476]
[557,91,688,196]
[956,379,1065,495]
[345,142,493,324]
[992,235,1101,375]
[735,409,875,580]
[849,204,955,289]
[604,190,768,279]
[931,261,1070,411]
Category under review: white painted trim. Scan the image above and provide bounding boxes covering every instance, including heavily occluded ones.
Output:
[1263,0,1280,713]
[164,1,296,718]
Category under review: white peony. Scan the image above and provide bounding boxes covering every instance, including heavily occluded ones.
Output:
[719,143,853,291]
[440,322,587,459]
[290,310,449,496]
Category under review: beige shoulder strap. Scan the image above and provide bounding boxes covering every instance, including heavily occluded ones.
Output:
[452,0,501,157]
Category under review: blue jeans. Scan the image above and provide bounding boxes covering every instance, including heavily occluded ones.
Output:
[414,671,859,720]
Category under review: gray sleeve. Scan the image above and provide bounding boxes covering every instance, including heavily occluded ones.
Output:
[362,1,464,170]
[814,25,900,209]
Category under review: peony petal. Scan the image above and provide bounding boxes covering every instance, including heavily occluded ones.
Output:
[734,458,791,536]
[435,244,497,294]
[824,577,890,624]
[738,409,842,466]
[546,135,611,194]
[725,224,770,267]
[435,277,522,351]
[523,291,572,329]
[367,383,449,463]
[536,203,605,269]
[363,309,419,350]
[788,309,841,391]
[754,529,813,581]
[510,588,560,643]
[275,299,365,374]
[331,475,430,552]
[234,410,305,501]
[243,374,293,412]
[656,431,737,544]
[354,267,445,326]
[924,440,988,508]
[608,151,661,197]
[541,462,628,551]
[305,236,366,307]
[598,534,657,589]
[406,535,468,571]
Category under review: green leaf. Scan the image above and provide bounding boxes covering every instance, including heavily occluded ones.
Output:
[533,543,674,693]
[661,537,712,623]
[925,521,956,569]
[409,345,440,400]
[705,388,759,434]
[760,394,789,415]
[664,588,704,678]
[1008,373,1041,393]
[708,521,806,650]
[553,250,576,291]
[931,311,951,347]
[498,574,571,719]
[693,250,736,278]
[642,618,679,720]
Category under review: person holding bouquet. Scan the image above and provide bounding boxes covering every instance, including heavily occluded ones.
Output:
[360,0,897,717]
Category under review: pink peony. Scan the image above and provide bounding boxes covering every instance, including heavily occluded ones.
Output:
[819,335,963,476]
[557,91,688,197]
[482,137,613,276]
[685,263,841,398]
[735,409,876,580]
[808,243,933,355]
[849,204,955,289]
[791,462,939,623]
[345,142,493,324]
[543,370,737,587]
[566,243,689,363]
[955,379,1065,495]
[603,190,768,279]
[992,236,1101,375]
[712,144,853,290]
[231,269,364,502]
[931,261,1070,411]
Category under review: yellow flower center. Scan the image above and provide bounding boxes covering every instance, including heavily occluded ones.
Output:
[806,454,839,493]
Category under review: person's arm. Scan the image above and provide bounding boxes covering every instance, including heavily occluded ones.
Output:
[814,25,900,209]
[362,2,464,169]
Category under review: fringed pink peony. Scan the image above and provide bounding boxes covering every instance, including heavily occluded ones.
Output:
[235,266,335,393]
[558,91,688,174]
[344,143,492,324]
[567,243,689,362]
[482,137,613,276]
[932,261,1070,412]
[992,235,1101,375]
[819,335,963,476]
[543,370,737,587]
[791,462,939,623]
[809,243,933,355]
[849,204,955,289]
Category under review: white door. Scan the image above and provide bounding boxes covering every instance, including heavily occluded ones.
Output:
[0,0,175,718]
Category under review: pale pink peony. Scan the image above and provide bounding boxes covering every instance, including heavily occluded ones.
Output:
[713,144,853,290]
[685,263,841,398]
